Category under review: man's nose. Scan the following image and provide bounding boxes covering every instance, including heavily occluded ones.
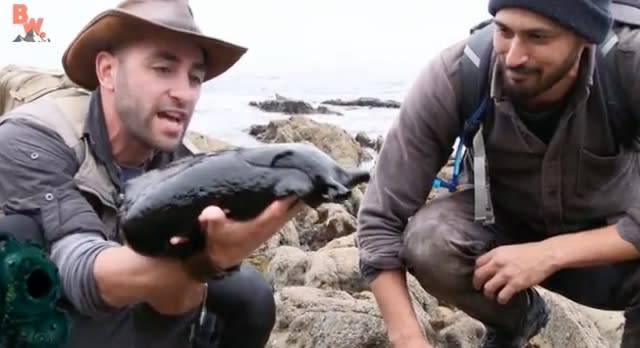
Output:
[168,76,199,104]
[505,37,529,67]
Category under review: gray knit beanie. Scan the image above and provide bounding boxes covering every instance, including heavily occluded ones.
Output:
[488,0,613,44]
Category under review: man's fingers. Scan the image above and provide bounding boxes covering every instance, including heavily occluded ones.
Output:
[199,196,303,238]
[274,194,303,213]
[497,282,520,305]
[482,272,507,300]
[472,261,496,290]
[199,205,226,223]
[258,195,303,222]
[475,249,494,268]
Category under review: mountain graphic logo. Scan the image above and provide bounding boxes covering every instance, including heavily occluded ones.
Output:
[13,28,50,42]
[12,4,50,43]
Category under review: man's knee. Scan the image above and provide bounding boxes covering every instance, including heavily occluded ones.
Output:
[238,265,276,332]
[402,216,473,291]
[402,192,487,291]
[208,263,276,332]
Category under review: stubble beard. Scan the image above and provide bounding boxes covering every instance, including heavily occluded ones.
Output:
[500,48,582,105]
[114,76,184,153]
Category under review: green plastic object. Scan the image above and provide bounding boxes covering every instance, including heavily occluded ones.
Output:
[0,231,71,348]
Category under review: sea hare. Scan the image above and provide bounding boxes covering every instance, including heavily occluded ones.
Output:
[119,142,370,262]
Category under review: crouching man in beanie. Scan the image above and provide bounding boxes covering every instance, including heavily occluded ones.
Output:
[0,0,304,347]
[356,1,640,347]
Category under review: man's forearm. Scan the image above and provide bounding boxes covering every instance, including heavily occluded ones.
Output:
[545,224,640,271]
[49,233,124,317]
[51,233,174,317]
[370,269,426,344]
[93,244,161,308]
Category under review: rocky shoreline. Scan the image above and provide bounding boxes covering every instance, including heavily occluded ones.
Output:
[186,114,624,348]
[248,94,401,116]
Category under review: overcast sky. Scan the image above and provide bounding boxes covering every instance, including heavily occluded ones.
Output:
[1,1,490,79]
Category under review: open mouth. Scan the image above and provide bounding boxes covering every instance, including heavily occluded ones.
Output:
[157,111,184,124]
[156,110,187,136]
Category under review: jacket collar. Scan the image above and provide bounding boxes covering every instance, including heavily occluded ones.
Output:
[83,90,115,170]
[82,90,124,188]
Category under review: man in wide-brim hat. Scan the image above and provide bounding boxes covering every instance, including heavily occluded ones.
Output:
[62,0,247,91]
[0,0,303,347]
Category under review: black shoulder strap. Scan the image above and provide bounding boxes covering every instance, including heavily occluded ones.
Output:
[459,20,495,147]
[597,31,633,149]
[598,16,640,150]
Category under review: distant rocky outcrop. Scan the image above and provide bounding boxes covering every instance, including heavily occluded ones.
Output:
[249,94,342,116]
[248,115,371,168]
[321,97,401,109]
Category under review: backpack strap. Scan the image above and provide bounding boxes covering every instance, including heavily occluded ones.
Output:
[461,21,496,225]
[597,25,640,151]
[459,20,495,145]
[597,31,628,147]
[432,20,496,225]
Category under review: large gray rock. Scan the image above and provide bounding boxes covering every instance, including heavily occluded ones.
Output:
[265,240,625,348]
[184,130,234,152]
[528,288,624,348]
[265,243,480,348]
[267,286,398,348]
[297,203,357,251]
[248,115,371,168]
[247,220,300,272]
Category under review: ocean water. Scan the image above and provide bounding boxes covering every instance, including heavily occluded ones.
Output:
[188,68,414,148]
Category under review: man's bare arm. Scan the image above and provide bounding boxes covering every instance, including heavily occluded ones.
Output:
[370,270,430,346]
[545,223,640,271]
[356,40,466,343]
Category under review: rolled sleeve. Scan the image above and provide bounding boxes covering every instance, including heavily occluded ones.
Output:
[50,233,121,318]
[355,42,464,282]
[0,117,119,317]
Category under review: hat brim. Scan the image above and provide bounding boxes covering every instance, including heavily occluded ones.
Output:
[62,9,248,90]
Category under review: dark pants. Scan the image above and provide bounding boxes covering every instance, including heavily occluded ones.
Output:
[204,263,276,348]
[400,188,640,346]
[0,214,275,348]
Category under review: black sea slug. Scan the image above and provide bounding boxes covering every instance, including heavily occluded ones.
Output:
[119,142,371,259]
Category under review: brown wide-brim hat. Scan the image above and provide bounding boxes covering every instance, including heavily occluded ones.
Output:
[62,0,247,90]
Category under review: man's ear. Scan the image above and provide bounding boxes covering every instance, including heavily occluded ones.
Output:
[95,51,118,91]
